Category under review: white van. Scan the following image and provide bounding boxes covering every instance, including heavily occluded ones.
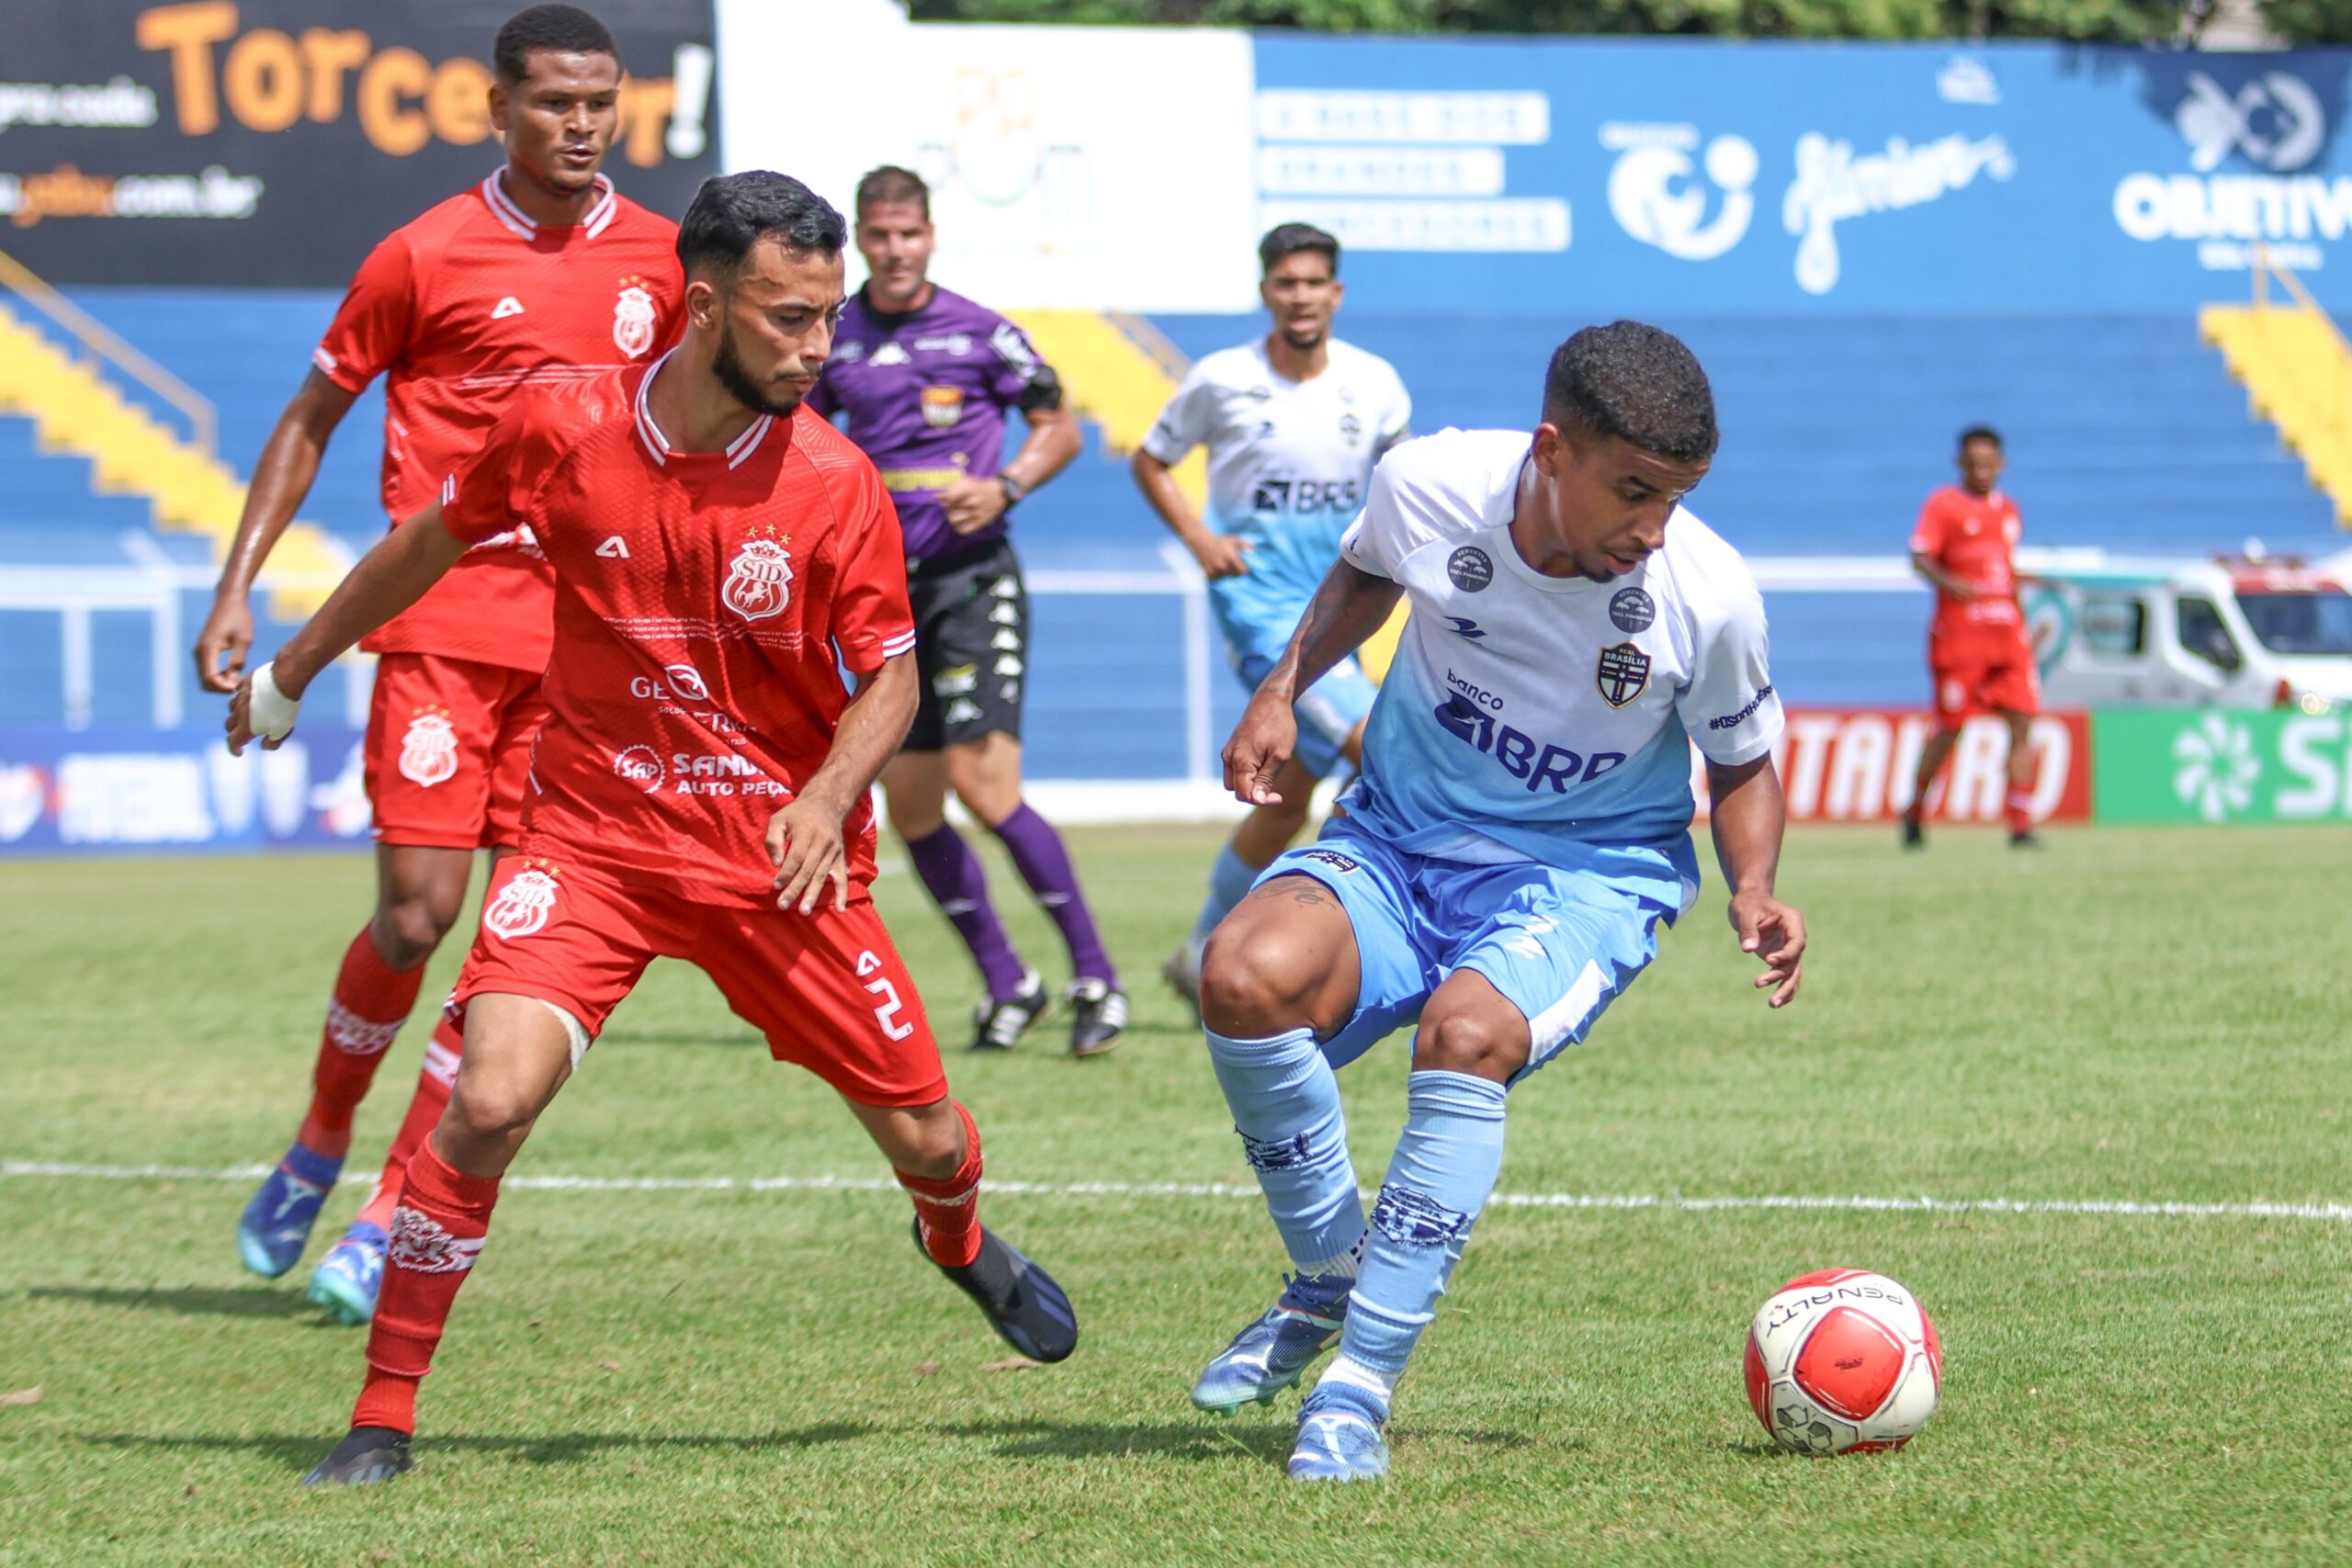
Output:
[2020,551,2352,711]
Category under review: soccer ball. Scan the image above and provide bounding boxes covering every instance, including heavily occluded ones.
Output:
[1744,1268,1941,1455]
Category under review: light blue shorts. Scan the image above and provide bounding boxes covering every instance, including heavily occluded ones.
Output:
[1259,816,1672,1085]
[1235,649,1379,781]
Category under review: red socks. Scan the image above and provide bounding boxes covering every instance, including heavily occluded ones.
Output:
[303,927,427,1158]
[352,1136,499,1436]
[354,1014,464,1234]
[2006,789,2034,837]
[899,1101,984,1268]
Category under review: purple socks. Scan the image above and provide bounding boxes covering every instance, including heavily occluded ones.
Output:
[989,804,1117,986]
[904,823,1029,1002]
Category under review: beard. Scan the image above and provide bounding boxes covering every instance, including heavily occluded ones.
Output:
[1280,322,1327,352]
[713,321,803,416]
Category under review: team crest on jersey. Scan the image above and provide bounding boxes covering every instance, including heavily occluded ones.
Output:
[398,708,458,787]
[483,861,560,942]
[612,282,657,358]
[1340,412,1363,447]
[1595,642,1652,708]
[920,385,965,430]
[721,528,794,622]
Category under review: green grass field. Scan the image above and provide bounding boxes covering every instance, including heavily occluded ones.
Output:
[3,824,2347,1564]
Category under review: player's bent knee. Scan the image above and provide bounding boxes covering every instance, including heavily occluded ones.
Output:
[1200,927,1324,1036]
[1412,1006,1531,1084]
[374,895,461,969]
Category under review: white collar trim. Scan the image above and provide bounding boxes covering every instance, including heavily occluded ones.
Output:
[634,350,775,468]
[481,169,617,241]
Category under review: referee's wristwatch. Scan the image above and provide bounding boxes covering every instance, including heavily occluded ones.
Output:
[998,471,1027,506]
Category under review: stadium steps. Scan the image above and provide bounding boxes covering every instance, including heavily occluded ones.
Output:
[1008,309,1209,512]
[0,295,347,617]
[2200,301,2352,525]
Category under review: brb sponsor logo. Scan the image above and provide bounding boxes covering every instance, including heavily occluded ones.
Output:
[2114,70,2344,273]
[1250,476,1363,515]
[1604,122,1758,262]
[1434,671,1627,795]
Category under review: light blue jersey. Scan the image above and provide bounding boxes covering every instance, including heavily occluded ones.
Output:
[1144,338,1413,670]
[1261,427,1784,1070]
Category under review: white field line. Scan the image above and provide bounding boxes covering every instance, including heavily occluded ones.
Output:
[5,1160,2349,1224]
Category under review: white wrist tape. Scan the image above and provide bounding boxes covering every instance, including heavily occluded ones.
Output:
[247,660,302,741]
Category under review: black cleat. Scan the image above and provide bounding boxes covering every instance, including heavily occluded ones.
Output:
[916,1219,1079,1363]
[1900,815,1925,851]
[1065,978,1127,1056]
[2009,829,2046,850]
[300,1426,413,1487]
[969,969,1049,1051]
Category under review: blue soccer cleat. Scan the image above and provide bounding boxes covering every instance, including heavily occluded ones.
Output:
[1189,1273,1350,1416]
[236,1143,343,1280]
[307,1223,387,1325]
[1288,1406,1390,1482]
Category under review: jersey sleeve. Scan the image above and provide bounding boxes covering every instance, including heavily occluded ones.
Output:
[438,397,554,546]
[984,317,1052,410]
[1338,446,1429,580]
[1677,573,1783,767]
[828,462,919,673]
[1375,366,1413,455]
[1140,364,1215,466]
[311,231,417,393]
[1908,492,1950,558]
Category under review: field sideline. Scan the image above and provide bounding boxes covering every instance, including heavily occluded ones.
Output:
[2,824,2346,1564]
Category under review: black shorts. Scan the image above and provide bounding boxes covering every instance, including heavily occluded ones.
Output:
[903,536,1026,752]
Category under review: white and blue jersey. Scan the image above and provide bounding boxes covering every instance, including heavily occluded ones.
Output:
[1144,338,1411,775]
[1265,427,1785,1080]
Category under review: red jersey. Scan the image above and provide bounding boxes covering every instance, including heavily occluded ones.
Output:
[438,355,920,907]
[312,170,686,673]
[1910,484,2025,639]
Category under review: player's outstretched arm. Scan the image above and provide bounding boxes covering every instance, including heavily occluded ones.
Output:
[195,369,360,693]
[1706,754,1806,1009]
[1132,449,1249,580]
[1223,558,1401,806]
[765,652,920,914]
[223,504,468,754]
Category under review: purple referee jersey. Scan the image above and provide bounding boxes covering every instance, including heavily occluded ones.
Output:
[808,284,1054,561]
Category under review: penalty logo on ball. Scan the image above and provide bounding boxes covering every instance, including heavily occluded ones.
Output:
[1744,1268,1941,1455]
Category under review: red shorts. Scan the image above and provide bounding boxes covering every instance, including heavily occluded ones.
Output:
[451,852,948,1108]
[1930,635,2040,726]
[363,653,548,850]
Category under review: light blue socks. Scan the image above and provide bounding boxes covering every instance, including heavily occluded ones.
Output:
[1204,1025,1365,1273]
[1312,1069,1510,1421]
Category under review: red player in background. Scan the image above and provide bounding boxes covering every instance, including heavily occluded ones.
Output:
[228,169,1077,1489]
[1902,425,2041,850]
[195,5,685,1324]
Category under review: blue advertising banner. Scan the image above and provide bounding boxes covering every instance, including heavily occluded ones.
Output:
[1249,37,2352,313]
[0,727,370,855]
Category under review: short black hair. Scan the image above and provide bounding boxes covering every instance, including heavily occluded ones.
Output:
[1959,425,2003,452]
[1259,222,1340,277]
[1542,321,1716,467]
[676,172,846,281]
[493,5,619,85]
[855,165,930,221]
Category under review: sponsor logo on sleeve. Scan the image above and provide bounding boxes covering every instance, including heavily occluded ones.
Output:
[1710,683,1776,731]
[1447,546,1494,592]
[1300,848,1361,874]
